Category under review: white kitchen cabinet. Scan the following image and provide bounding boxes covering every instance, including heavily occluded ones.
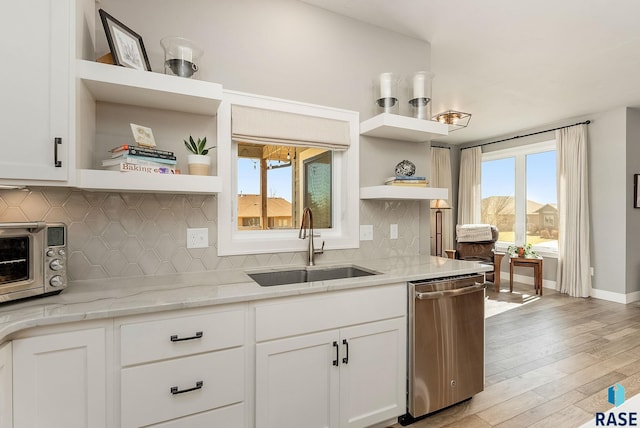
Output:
[12,327,107,428]
[254,284,406,428]
[256,318,405,428]
[0,343,12,428]
[256,330,340,428]
[0,0,72,184]
[339,319,405,428]
[117,307,247,427]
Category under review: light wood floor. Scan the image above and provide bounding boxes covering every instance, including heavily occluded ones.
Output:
[389,281,640,428]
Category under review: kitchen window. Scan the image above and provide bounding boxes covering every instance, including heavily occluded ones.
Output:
[217,91,359,256]
[481,140,558,256]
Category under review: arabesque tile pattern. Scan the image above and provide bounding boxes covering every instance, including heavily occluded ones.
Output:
[0,188,422,281]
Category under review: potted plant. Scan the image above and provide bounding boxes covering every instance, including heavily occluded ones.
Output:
[184,136,214,175]
[507,243,539,259]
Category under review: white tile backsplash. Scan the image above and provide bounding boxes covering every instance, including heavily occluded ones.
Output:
[0,188,423,281]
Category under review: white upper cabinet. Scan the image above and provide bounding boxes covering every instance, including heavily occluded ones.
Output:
[0,0,73,184]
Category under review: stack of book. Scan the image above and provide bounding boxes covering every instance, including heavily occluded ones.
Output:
[102,145,180,174]
[384,176,429,187]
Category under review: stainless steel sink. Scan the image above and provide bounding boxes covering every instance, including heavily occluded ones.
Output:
[247,265,378,287]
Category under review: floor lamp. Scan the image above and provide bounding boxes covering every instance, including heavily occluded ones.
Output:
[430,199,451,257]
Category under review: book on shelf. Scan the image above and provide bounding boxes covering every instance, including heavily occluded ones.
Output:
[384,176,429,186]
[111,144,174,156]
[104,153,177,165]
[385,181,429,187]
[103,161,181,174]
[112,149,176,161]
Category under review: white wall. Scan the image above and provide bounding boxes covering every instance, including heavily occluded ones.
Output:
[589,107,627,294]
[626,108,640,294]
[97,0,433,187]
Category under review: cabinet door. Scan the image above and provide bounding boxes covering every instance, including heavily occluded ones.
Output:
[339,318,406,428]
[0,0,71,182]
[0,343,11,428]
[256,330,340,428]
[12,328,106,428]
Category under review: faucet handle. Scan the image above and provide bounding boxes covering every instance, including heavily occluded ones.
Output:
[314,240,325,255]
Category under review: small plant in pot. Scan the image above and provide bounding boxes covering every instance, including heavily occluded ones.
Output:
[184,136,215,175]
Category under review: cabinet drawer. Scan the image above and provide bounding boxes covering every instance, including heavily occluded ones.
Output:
[149,403,244,427]
[121,348,244,428]
[121,309,244,366]
[255,283,405,342]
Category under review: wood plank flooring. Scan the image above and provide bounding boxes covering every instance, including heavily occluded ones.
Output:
[388,281,640,428]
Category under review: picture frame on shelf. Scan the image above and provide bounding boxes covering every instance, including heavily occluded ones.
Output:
[635,174,640,208]
[99,9,151,71]
[130,123,156,147]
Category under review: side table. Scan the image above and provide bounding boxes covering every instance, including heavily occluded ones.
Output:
[509,256,543,295]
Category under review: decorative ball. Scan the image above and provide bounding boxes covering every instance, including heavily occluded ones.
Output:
[395,160,416,176]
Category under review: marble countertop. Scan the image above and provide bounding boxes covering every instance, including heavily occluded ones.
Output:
[0,255,492,343]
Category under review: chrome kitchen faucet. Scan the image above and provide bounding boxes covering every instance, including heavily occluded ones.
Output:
[299,208,324,266]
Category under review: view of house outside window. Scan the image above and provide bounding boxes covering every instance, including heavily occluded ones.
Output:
[481,140,558,255]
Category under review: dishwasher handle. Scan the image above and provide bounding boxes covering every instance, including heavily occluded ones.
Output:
[415,282,486,300]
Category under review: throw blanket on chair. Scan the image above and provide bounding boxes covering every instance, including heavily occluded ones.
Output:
[456,224,494,242]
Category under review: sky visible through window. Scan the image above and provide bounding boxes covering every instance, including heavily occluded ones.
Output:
[238,158,292,201]
[482,150,556,205]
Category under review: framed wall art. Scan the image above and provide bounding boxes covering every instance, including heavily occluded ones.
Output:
[635,174,640,208]
[99,9,151,71]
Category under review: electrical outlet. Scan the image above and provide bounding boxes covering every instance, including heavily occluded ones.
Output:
[390,224,398,240]
[360,225,373,241]
[590,267,594,276]
[187,228,208,249]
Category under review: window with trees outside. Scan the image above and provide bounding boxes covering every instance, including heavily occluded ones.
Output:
[481,140,558,256]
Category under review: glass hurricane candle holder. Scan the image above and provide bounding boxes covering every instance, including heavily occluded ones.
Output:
[409,71,433,119]
[376,72,399,114]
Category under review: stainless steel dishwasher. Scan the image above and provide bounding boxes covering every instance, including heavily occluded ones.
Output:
[399,273,486,425]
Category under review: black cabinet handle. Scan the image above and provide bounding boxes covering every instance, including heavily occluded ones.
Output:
[170,380,203,395]
[342,339,349,364]
[54,137,62,167]
[170,331,203,342]
[332,341,339,366]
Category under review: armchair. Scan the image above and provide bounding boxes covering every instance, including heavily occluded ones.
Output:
[445,225,505,292]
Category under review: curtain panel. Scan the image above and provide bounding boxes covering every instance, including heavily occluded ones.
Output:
[556,124,591,297]
[430,147,454,254]
[458,146,482,225]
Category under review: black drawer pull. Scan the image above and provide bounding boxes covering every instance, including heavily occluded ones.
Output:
[54,137,62,167]
[170,381,203,395]
[342,339,349,364]
[332,341,339,366]
[170,331,203,342]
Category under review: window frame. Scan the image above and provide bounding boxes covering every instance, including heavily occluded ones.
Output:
[217,90,360,256]
[481,139,558,258]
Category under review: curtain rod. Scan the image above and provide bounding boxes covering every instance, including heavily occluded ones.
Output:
[460,120,591,150]
[431,145,451,149]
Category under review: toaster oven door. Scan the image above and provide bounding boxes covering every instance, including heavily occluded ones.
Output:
[0,228,43,300]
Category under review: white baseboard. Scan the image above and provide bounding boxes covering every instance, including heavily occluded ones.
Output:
[501,272,640,304]
[590,288,640,304]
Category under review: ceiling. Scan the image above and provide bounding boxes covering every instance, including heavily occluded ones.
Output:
[301,0,640,144]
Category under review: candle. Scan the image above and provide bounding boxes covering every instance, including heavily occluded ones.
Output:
[179,46,193,62]
[413,72,425,99]
[379,72,393,99]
